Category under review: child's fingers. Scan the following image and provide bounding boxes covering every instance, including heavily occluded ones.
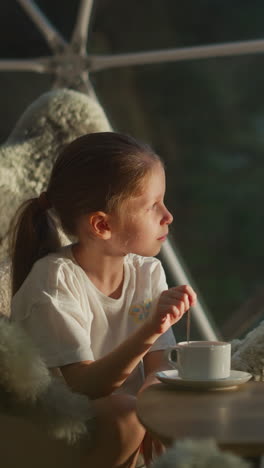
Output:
[170,285,197,306]
[156,285,197,326]
[172,292,190,311]
[171,304,185,321]
[159,301,186,321]
[160,289,190,311]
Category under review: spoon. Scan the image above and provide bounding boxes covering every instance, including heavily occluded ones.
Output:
[186,308,191,343]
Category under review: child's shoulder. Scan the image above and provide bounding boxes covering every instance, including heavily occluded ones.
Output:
[32,245,74,273]
[126,253,163,272]
[26,245,79,291]
[11,245,80,318]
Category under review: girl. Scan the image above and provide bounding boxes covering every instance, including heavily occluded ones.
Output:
[10,132,196,467]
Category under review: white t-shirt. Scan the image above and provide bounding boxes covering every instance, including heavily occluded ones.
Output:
[11,245,176,394]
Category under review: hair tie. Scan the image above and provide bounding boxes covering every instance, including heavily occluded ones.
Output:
[38,192,52,211]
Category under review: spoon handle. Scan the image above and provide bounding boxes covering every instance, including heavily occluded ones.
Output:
[186,308,191,343]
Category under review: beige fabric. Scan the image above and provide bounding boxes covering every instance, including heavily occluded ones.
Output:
[0,259,11,317]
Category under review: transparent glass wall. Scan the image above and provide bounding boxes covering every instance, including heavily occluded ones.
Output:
[0,0,264,340]
[91,0,264,339]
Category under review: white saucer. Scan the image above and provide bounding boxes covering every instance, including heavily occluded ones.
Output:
[156,369,252,391]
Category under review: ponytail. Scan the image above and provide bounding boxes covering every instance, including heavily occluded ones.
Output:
[9,197,61,295]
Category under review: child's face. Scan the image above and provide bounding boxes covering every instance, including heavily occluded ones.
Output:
[112,161,173,257]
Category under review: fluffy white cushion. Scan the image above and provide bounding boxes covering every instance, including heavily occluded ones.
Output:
[0,88,111,316]
[152,439,251,468]
[0,88,111,261]
[0,316,94,445]
[231,320,264,380]
[0,317,50,401]
[0,89,108,444]
[0,260,11,317]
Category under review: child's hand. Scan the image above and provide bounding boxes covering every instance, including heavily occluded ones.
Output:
[148,285,197,335]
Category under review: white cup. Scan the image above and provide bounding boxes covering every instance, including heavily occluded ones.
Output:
[165,340,231,381]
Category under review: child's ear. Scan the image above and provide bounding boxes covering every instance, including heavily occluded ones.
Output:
[89,212,111,239]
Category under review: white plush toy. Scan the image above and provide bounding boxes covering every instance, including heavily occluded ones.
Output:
[0,90,107,446]
[0,88,111,262]
[152,439,251,468]
[0,88,111,316]
[231,320,264,381]
[0,316,94,445]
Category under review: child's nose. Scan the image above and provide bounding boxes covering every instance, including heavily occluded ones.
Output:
[162,207,173,225]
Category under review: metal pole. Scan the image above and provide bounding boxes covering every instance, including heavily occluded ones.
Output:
[89,37,264,71]
[0,58,51,73]
[71,0,95,54]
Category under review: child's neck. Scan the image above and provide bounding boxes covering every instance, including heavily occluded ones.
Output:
[72,242,125,299]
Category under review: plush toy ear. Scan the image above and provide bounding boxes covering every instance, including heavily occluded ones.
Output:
[89,211,112,239]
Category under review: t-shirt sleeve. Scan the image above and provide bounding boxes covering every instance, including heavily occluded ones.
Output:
[24,303,93,368]
[16,263,94,368]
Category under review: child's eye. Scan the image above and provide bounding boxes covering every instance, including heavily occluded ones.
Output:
[146,202,159,212]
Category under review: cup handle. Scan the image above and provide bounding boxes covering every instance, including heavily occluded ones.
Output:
[164,346,179,369]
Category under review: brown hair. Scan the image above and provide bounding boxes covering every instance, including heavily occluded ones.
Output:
[10,132,161,295]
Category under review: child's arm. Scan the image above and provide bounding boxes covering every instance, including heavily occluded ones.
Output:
[60,285,196,399]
